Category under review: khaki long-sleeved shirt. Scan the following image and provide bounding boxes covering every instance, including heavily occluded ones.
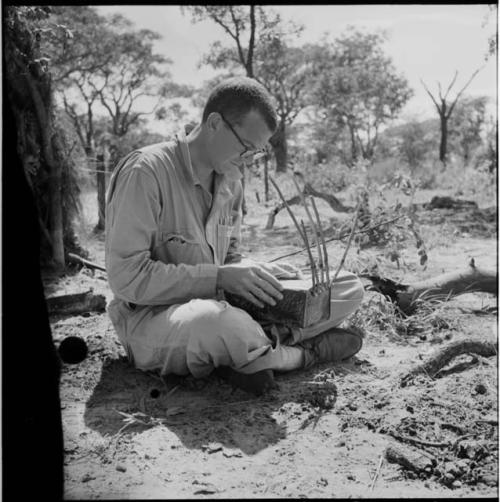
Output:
[105,129,244,307]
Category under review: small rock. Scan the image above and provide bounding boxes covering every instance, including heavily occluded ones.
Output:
[116,463,127,472]
[335,440,346,447]
[451,480,462,489]
[193,484,219,495]
[347,473,356,481]
[348,403,358,411]
[223,450,243,458]
[443,473,455,484]
[81,473,95,483]
[474,384,487,395]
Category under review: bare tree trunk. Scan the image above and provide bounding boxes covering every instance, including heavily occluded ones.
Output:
[24,71,65,271]
[439,114,448,164]
[264,156,270,202]
[95,155,106,232]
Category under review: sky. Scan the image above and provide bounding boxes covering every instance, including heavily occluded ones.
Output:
[97,4,497,133]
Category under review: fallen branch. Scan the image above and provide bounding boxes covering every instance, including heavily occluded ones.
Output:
[385,443,435,474]
[364,258,497,314]
[46,290,106,316]
[67,253,106,272]
[400,339,498,387]
[388,430,450,448]
[265,182,351,230]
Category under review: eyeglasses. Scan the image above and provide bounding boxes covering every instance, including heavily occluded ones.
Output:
[219,113,267,161]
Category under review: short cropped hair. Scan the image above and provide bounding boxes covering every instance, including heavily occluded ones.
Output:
[202,76,278,134]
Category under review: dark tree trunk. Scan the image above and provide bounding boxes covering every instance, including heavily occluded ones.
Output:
[94,141,110,233]
[439,114,448,164]
[95,154,106,232]
[270,120,287,173]
[264,156,270,202]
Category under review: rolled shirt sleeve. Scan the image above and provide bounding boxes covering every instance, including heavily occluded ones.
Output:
[105,161,218,306]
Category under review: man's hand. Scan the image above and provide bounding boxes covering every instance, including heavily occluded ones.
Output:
[217,262,284,308]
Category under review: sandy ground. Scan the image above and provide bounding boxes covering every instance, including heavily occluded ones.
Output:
[46,189,498,499]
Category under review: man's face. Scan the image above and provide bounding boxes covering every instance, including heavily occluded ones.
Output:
[207,109,273,174]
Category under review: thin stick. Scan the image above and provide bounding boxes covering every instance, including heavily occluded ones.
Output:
[268,215,404,262]
[269,176,308,250]
[330,199,362,286]
[370,455,384,491]
[292,174,325,285]
[310,196,330,285]
[388,430,450,448]
[301,219,318,288]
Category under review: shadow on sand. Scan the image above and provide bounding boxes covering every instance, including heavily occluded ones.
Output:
[83,356,366,456]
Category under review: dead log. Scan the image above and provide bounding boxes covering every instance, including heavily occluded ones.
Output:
[265,184,352,230]
[46,290,106,316]
[364,259,497,314]
[400,339,498,387]
[423,196,478,210]
[67,253,106,272]
[385,442,436,474]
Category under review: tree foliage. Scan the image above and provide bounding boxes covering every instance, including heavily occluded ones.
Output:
[43,6,177,150]
[449,95,489,163]
[310,28,413,165]
[183,5,313,172]
[4,6,86,270]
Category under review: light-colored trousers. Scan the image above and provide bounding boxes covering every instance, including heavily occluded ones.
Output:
[108,271,364,378]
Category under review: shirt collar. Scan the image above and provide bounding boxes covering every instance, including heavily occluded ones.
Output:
[176,127,243,188]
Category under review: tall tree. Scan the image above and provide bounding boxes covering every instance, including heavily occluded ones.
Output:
[311,29,413,166]
[420,68,482,164]
[183,5,258,78]
[4,6,84,271]
[45,7,178,231]
[255,20,313,172]
[183,6,312,172]
[449,95,488,163]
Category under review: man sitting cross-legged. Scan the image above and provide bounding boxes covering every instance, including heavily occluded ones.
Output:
[105,76,365,395]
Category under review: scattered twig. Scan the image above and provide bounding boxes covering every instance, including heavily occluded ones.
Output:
[476,419,498,426]
[269,215,404,262]
[67,252,107,272]
[388,430,450,448]
[330,199,362,285]
[370,455,384,491]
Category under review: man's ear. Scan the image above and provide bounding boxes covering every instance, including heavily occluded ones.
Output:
[206,112,222,133]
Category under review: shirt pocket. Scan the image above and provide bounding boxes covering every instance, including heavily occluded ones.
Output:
[216,223,234,264]
[157,229,203,265]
